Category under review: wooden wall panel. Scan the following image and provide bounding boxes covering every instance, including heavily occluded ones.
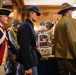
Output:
[31,5,61,27]
[3,5,61,29]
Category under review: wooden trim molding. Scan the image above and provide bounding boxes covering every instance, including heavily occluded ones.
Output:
[11,0,25,11]
[24,5,60,9]
[3,5,12,9]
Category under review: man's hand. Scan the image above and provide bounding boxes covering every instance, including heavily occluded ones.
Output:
[25,68,32,75]
[40,56,48,60]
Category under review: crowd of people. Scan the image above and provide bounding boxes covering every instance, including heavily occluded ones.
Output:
[0,2,76,75]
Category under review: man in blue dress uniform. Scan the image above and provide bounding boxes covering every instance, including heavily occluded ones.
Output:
[17,6,41,75]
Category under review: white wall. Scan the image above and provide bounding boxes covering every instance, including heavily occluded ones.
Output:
[24,0,74,5]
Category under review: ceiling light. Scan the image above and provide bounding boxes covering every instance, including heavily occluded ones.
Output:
[3,1,5,4]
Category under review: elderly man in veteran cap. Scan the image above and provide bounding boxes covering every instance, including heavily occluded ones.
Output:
[0,8,11,75]
[52,2,76,75]
[17,6,41,75]
[45,20,54,43]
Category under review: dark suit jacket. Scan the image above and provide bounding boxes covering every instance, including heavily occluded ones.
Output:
[17,18,38,70]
